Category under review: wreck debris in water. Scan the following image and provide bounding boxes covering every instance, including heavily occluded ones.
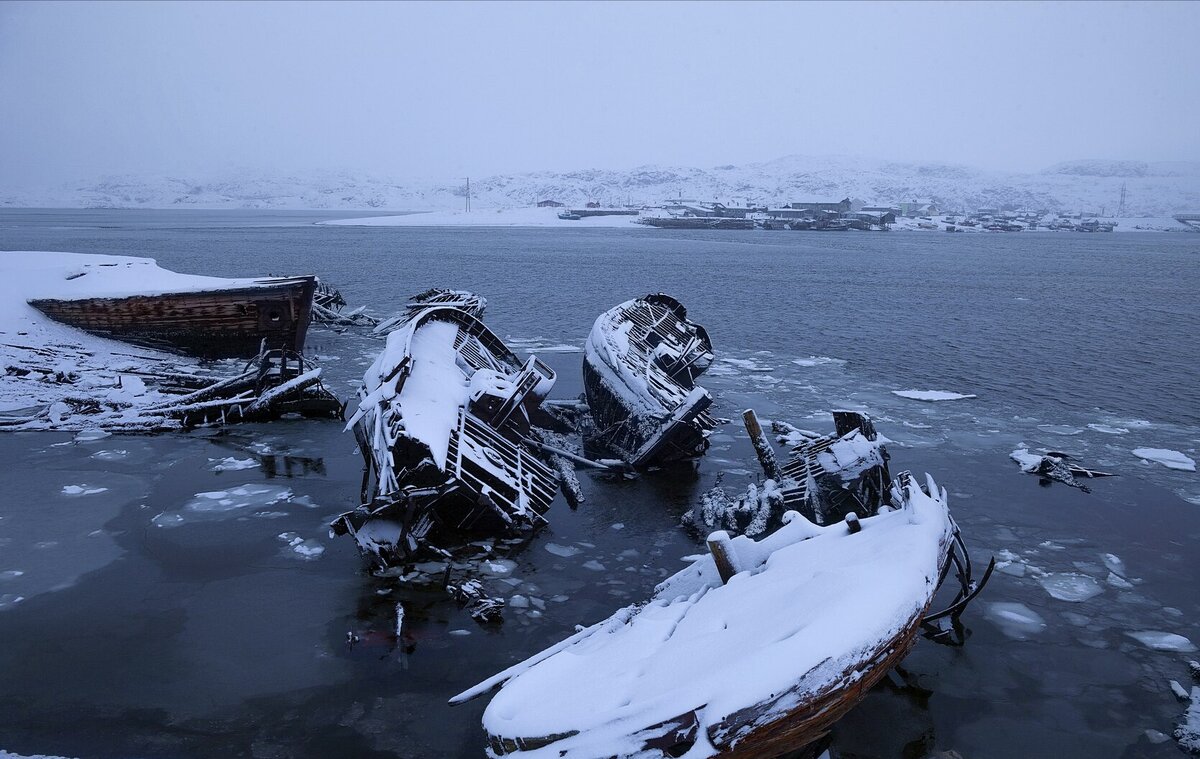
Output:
[694,410,893,538]
[582,293,716,467]
[331,302,561,571]
[311,282,380,328]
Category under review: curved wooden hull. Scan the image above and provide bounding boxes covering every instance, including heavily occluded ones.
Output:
[29,276,316,358]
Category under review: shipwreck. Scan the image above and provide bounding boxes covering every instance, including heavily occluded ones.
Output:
[450,410,992,758]
[453,470,987,758]
[331,302,562,571]
[25,254,317,358]
[582,294,716,467]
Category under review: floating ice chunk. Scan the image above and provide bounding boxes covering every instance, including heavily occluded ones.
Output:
[581,560,606,572]
[1172,680,1191,701]
[891,390,977,401]
[1087,424,1128,435]
[508,594,530,609]
[791,356,846,367]
[1145,729,1169,744]
[1107,572,1134,589]
[1132,448,1196,472]
[480,559,517,577]
[1127,631,1196,652]
[0,593,26,610]
[983,602,1047,640]
[449,629,471,636]
[209,457,259,472]
[1102,553,1126,576]
[73,428,111,442]
[61,484,108,496]
[1038,573,1103,602]
[544,543,582,558]
[277,532,325,560]
[1037,424,1084,436]
[0,570,25,581]
[90,449,129,461]
[186,484,292,512]
[610,523,624,530]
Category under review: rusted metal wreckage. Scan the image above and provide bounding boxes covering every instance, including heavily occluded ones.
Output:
[331,299,564,571]
[583,294,717,467]
[451,410,992,759]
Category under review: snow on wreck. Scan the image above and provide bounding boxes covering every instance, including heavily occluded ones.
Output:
[452,472,962,759]
[332,303,562,570]
[583,294,716,467]
[19,251,317,358]
[1,251,339,430]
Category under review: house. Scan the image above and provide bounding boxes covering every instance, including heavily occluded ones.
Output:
[585,201,601,209]
[862,206,901,216]
[851,210,896,225]
[537,200,564,208]
[900,201,939,217]
[789,197,852,214]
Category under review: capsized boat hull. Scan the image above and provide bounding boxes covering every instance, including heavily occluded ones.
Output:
[29,276,317,358]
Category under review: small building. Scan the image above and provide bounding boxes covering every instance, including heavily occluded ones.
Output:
[789,197,852,214]
[537,200,564,208]
[585,201,601,209]
[851,210,896,225]
[900,201,939,217]
[862,206,901,216]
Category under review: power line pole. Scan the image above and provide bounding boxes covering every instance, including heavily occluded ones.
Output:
[464,177,471,213]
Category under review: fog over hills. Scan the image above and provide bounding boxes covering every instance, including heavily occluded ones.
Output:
[4,156,1198,216]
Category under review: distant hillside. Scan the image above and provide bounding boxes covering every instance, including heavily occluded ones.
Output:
[4,156,1199,216]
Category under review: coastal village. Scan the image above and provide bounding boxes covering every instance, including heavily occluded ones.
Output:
[538,197,1200,232]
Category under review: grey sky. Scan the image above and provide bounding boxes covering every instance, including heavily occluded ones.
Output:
[1,0,1197,187]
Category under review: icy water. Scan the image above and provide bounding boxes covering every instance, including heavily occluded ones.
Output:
[0,210,1198,758]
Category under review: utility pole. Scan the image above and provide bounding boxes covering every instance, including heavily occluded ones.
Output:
[464,177,471,213]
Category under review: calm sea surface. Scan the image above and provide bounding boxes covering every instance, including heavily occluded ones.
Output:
[0,209,1197,758]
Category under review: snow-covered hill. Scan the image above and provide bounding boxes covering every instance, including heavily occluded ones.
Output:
[4,157,1199,216]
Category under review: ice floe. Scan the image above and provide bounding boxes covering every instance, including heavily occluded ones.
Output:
[791,356,847,367]
[209,456,260,472]
[277,532,325,560]
[1125,630,1196,652]
[891,390,977,401]
[152,483,303,527]
[983,602,1048,640]
[1087,424,1129,435]
[1037,573,1103,602]
[60,484,108,496]
[1131,448,1196,472]
[544,542,582,558]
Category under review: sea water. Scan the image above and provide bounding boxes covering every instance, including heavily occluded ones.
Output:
[0,210,1197,758]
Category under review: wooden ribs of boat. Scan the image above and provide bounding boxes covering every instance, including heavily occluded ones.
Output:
[583,293,716,467]
[333,304,560,570]
[28,276,317,359]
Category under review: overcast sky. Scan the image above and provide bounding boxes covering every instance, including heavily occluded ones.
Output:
[1,0,1197,187]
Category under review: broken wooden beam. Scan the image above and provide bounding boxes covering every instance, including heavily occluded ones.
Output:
[743,408,781,480]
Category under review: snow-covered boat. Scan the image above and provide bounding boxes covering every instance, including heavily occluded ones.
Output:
[582,294,716,467]
[372,288,488,335]
[331,304,560,570]
[453,471,964,758]
[23,254,316,358]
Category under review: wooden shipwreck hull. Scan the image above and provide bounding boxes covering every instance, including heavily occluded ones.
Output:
[332,304,560,570]
[453,472,960,758]
[29,276,317,358]
[583,294,716,467]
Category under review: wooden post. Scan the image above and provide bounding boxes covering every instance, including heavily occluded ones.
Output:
[707,530,742,584]
[743,408,781,481]
[845,512,861,534]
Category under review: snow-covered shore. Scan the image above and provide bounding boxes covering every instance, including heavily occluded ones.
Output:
[320,208,1191,232]
[318,207,641,228]
[0,251,223,428]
